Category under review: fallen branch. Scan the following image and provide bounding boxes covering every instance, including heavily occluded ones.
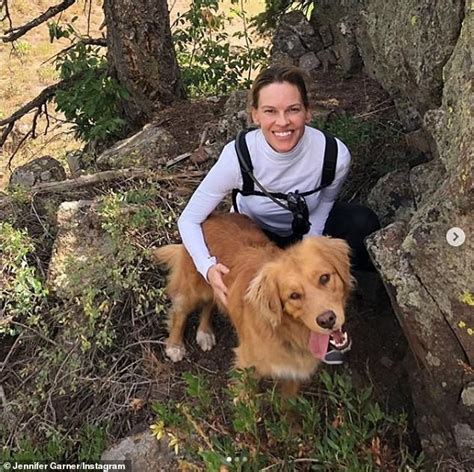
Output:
[1,0,76,42]
[30,167,205,195]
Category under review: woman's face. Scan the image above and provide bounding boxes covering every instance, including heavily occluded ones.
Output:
[251,81,311,153]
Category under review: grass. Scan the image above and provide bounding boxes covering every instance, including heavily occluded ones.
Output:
[150,369,424,470]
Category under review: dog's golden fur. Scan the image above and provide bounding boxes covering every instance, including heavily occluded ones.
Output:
[154,213,352,396]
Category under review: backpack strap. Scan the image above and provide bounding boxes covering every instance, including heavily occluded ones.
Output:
[236,130,254,194]
[232,128,339,208]
[320,130,337,188]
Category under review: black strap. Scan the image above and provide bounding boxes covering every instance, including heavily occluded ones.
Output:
[320,130,337,188]
[233,129,338,201]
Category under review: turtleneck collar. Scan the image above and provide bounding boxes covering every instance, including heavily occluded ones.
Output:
[256,125,309,163]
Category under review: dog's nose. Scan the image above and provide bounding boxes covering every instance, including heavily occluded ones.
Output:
[316,311,336,330]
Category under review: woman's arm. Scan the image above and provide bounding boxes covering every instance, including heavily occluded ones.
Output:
[177,142,241,279]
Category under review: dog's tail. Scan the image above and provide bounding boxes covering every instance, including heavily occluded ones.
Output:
[151,244,184,268]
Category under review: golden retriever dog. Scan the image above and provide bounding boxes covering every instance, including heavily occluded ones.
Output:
[154,213,352,396]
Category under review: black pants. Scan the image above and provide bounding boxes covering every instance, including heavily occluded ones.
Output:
[264,203,380,271]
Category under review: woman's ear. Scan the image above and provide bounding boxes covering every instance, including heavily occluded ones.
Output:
[305,108,312,123]
[251,107,260,126]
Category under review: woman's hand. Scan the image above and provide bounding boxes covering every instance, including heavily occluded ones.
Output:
[207,263,230,307]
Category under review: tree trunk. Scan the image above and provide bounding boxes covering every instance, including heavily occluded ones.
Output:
[104,0,186,130]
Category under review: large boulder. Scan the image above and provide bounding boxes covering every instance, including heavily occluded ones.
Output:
[96,123,178,170]
[356,0,464,115]
[366,7,474,463]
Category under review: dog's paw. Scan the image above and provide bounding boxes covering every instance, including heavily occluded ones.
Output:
[196,330,216,352]
[165,343,186,362]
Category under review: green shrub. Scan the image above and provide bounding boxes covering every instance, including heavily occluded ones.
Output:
[172,0,268,97]
[151,369,424,470]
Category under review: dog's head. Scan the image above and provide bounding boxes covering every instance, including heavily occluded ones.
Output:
[245,236,353,337]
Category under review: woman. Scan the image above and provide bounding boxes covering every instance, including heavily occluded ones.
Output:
[177,65,380,364]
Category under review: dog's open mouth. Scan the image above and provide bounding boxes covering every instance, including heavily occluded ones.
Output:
[329,327,349,350]
[308,327,349,360]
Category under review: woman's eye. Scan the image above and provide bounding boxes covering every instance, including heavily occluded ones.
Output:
[289,292,301,300]
[290,107,301,113]
[319,274,330,285]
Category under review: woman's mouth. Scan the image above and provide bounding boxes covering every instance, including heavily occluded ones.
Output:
[273,130,293,138]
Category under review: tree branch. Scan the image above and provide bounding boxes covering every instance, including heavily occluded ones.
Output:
[0,81,61,137]
[0,69,102,154]
[1,0,76,42]
[0,0,13,29]
[42,37,107,65]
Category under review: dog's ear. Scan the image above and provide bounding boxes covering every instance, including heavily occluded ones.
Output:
[245,262,283,328]
[301,237,354,299]
[321,238,354,298]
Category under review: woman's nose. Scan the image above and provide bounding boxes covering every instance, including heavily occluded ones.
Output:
[276,112,289,126]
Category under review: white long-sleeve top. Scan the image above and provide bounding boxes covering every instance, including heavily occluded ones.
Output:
[177,126,351,279]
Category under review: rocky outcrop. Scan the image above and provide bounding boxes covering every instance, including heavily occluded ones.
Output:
[276,0,473,464]
[365,5,473,463]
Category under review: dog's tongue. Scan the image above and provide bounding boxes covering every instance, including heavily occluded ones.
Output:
[308,332,330,360]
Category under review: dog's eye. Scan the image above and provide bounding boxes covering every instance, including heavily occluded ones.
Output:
[289,292,301,300]
[319,274,330,285]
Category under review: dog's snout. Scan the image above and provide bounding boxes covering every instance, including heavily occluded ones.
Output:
[316,310,336,330]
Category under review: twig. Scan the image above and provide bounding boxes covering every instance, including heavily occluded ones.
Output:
[180,405,215,450]
[165,152,191,168]
[10,321,58,347]
[0,332,24,373]
[1,0,76,42]
[0,0,12,27]
[42,37,107,66]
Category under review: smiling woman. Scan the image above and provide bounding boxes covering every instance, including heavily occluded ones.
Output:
[251,81,312,153]
[176,64,381,364]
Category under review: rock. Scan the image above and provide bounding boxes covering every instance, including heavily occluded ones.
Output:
[380,356,394,369]
[9,156,66,188]
[367,169,415,227]
[356,0,464,114]
[335,15,363,74]
[101,431,178,471]
[316,48,338,71]
[318,25,333,48]
[206,90,251,152]
[47,200,115,299]
[225,90,249,116]
[299,52,321,72]
[453,424,474,461]
[404,129,433,156]
[461,382,474,408]
[96,124,178,170]
[270,51,295,67]
[409,159,445,206]
[393,98,423,132]
[272,11,323,62]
